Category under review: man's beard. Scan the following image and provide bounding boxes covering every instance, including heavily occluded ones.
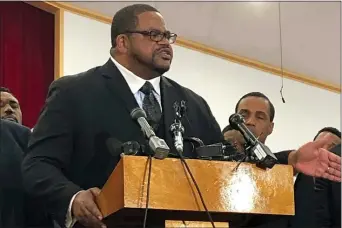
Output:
[131,51,170,76]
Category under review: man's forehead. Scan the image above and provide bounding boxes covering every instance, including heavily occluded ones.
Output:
[0,92,18,103]
[137,11,166,30]
[238,97,269,113]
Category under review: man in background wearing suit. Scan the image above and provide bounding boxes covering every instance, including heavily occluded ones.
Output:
[0,119,29,227]
[315,144,341,228]
[0,87,22,124]
[224,92,340,174]
[0,119,51,227]
[223,92,293,165]
[289,127,340,228]
[314,127,341,150]
[22,4,222,228]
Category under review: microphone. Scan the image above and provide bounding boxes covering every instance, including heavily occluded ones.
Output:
[170,101,186,154]
[106,138,147,157]
[168,101,215,228]
[131,107,170,159]
[229,113,278,169]
[170,125,184,153]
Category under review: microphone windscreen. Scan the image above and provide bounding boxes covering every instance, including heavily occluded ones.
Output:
[106,138,123,156]
[121,141,141,155]
[229,113,244,130]
[130,107,146,120]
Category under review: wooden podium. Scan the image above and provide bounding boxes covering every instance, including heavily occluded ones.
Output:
[96,155,294,227]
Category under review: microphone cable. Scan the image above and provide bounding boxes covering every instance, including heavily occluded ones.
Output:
[175,150,216,228]
[143,155,152,228]
[172,100,215,227]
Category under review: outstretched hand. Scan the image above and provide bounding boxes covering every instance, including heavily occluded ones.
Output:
[293,138,341,182]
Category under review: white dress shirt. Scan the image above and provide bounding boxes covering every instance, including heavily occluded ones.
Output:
[112,56,162,110]
[65,57,163,227]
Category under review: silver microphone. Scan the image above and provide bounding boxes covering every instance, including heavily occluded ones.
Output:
[130,107,170,159]
[169,101,186,154]
[170,122,184,153]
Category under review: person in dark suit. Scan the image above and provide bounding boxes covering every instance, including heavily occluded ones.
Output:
[0,87,23,124]
[0,119,29,227]
[222,92,340,172]
[289,127,340,228]
[0,119,51,227]
[222,92,293,165]
[315,144,341,228]
[22,4,222,228]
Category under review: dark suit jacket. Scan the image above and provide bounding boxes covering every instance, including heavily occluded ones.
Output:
[288,173,316,228]
[0,120,30,228]
[315,144,341,228]
[275,150,292,165]
[0,120,51,227]
[260,146,340,228]
[22,59,223,226]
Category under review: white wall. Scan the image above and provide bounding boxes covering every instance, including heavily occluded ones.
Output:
[63,11,340,152]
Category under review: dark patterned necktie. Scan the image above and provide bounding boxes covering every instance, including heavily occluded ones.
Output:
[139,81,162,130]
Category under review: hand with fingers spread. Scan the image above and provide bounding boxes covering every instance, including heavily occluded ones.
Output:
[291,138,341,182]
[72,187,107,228]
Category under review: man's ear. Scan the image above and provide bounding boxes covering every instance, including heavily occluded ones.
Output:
[115,35,129,54]
[268,122,274,135]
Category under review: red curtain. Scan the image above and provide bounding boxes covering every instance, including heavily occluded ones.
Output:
[0,2,54,128]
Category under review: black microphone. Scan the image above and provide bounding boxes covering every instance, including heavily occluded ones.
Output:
[229,113,278,169]
[106,138,150,157]
[131,107,170,159]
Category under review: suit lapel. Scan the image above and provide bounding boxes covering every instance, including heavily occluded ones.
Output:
[101,59,139,114]
[100,62,188,155]
[100,59,145,142]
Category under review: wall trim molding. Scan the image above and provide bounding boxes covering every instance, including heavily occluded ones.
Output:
[53,8,64,80]
[25,1,64,80]
[28,1,341,93]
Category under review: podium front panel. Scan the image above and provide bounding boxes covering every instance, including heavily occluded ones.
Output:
[97,156,294,218]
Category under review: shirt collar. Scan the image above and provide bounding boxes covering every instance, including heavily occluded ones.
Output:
[110,56,161,95]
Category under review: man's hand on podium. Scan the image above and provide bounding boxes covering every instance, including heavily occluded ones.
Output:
[72,187,107,228]
[289,137,341,182]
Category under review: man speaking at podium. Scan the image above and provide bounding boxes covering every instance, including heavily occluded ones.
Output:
[22,4,341,228]
[22,4,223,228]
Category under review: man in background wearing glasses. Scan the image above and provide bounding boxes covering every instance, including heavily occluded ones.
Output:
[22,4,223,228]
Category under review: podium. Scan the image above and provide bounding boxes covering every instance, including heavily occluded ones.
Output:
[96,155,294,227]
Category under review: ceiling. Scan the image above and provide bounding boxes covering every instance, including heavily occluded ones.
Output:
[67,1,341,87]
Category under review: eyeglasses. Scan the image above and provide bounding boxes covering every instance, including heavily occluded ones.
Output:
[125,30,177,44]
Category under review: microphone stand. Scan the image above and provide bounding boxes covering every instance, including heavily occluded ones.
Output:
[169,101,215,228]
